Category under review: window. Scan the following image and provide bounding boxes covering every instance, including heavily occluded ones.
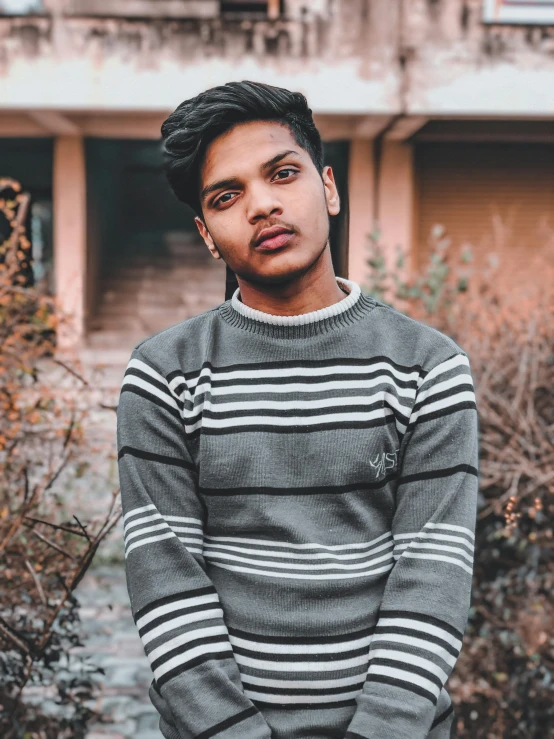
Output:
[220,0,281,18]
[483,0,554,25]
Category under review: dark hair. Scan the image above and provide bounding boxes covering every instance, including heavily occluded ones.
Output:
[160,80,324,216]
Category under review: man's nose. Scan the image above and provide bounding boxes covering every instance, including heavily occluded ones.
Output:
[246,182,283,223]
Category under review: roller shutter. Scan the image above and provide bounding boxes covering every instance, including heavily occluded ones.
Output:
[415,142,554,272]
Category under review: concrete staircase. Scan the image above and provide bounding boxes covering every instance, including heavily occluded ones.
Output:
[86,231,226,353]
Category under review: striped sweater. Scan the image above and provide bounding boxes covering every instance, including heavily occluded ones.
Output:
[116,275,479,739]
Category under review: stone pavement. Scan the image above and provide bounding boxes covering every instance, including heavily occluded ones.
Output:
[74,562,164,739]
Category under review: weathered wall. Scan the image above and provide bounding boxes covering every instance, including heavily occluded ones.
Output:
[0,1,399,113]
[402,0,554,114]
[1,1,553,115]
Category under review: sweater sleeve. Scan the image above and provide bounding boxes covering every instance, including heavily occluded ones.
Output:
[344,351,479,739]
[116,346,273,739]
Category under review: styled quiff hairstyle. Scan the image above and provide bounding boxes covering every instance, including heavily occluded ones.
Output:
[160,80,324,217]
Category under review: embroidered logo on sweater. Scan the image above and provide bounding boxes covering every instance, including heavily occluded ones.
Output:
[369,448,400,479]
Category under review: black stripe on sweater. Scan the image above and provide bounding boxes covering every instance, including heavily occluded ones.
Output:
[369,656,443,690]
[405,400,477,430]
[241,679,366,697]
[231,644,372,663]
[118,446,195,470]
[195,705,262,739]
[377,610,464,641]
[365,673,438,704]
[199,472,398,496]
[227,623,376,644]
[182,356,426,383]
[124,367,184,410]
[120,385,183,421]
[251,697,357,710]
[134,585,216,622]
[430,701,454,730]
[397,463,478,486]
[156,649,234,690]
[372,627,459,659]
[150,633,231,674]
[138,601,222,640]
[412,382,474,414]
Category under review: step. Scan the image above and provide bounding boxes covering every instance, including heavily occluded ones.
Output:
[98,275,224,293]
[102,258,217,275]
[89,307,215,333]
[98,278,223,294]
[95,291,222,309]
[86,330,148,351]
[102,261,224,274]
[96,293,222,312]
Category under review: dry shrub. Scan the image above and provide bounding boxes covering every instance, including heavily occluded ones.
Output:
[0,179,121,738]
[364,227,554,739]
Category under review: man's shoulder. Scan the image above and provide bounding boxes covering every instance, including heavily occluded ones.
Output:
[128,304,221,374]
[369,297,468,371]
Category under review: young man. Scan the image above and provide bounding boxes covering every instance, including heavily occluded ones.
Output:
[117,81,479,739]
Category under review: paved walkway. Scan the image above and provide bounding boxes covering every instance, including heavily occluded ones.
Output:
[75,563,163,739]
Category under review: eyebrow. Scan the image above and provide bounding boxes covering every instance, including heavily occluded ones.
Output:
[201,149,302,203]
[261,149,301,172]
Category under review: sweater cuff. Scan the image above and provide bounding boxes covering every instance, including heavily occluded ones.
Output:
[344,686,436,739]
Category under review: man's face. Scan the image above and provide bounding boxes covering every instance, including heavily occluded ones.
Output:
[195,120,340,285]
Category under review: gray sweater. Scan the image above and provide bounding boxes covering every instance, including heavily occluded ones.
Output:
[116,275,479,739]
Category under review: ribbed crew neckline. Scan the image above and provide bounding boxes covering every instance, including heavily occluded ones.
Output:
[218,275,377,339]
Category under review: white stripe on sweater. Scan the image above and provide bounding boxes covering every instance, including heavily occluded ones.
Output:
[209,561,395,580]
[369,633,457,668]
[393,552,473,575]
[368,663,442,699]
[369,648,449,683]
[376,616,462,650]
[121,374,179,412]
[142,607,225,646]
[410,390,476,424]
[149,625,231,680]
[228,632,373,656]
[136,592,220,630]
[241,672,367,689]
[235,651,371,673]
[417,353,469,390]
[182,360,421,394]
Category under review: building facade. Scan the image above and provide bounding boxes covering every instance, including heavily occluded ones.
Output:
[1,0,554,353]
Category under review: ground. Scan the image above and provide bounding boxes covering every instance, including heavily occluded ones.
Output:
[76,563,163,739]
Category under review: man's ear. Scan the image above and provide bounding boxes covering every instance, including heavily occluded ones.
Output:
[195,216,221,260]
[322,165,340,217]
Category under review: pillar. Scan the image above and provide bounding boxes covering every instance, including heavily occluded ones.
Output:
[377,139,415,287]
[53,135,87,350]
[347,138,376,288]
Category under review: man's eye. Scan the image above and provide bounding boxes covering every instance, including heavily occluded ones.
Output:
[273,168,298,180]
[215,192,236,207]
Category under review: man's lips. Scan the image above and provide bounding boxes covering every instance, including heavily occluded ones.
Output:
[254,226,294,250]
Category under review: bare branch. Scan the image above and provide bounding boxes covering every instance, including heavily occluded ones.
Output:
[24,558,47,606]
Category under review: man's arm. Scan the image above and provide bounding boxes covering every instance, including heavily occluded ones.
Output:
[344,351,479,739]
[117,346,272,739]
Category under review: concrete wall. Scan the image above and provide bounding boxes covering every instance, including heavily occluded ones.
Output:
[1,1,554,116]
[0,1,397,114]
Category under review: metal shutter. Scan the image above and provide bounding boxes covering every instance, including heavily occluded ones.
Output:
[415,142,554,272]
